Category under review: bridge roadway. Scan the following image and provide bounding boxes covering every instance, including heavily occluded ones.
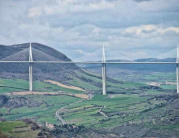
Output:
[0,61,178,64]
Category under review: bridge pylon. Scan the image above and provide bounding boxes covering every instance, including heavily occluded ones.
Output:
[102,45,106,95]
[29,43,33,91]
[176,45,179,94]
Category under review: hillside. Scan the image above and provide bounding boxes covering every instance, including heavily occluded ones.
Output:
[81,58,176,83]
[0,43,124,94]
[0,43,178,137]
[0,43,95,92]
[83,58,176,73]
[0,43,79,81]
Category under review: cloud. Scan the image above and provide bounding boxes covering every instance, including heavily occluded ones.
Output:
[122,25,179,38]
[27,0,117,18]
[137,0,179,12]
[28,7,43,18]
[134,0,151,2]
[0,0,179,61]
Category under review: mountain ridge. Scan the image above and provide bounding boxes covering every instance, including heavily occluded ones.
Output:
[0,43,71,62]
[0,43,81,84]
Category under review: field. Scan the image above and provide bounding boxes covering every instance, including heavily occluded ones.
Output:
[0,71,179,137]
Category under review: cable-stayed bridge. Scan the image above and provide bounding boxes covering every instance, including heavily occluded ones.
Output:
[0,43,178,95]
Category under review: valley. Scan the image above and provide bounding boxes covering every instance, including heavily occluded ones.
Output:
[0,43,178,137]
[0,70,178,137]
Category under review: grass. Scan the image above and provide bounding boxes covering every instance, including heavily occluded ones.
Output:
[0,120,41,138]
[0,71,177,131]
[70,70,148,94]
[0,78,84,94]
[143,72,176,82]
[0,121,26,132]
[33,80,83,93]
[156,124,179,130]
[2,95,79,124]
[160,84,176,90]
[61,94,150,128]
[1,92,151,129]
[0,78,28,93]
[0,107,8,114]
[69,77,101,91]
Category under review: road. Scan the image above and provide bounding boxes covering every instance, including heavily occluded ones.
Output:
[55,99,84,125]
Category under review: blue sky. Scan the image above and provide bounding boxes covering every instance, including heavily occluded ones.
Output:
[0,0,179,61]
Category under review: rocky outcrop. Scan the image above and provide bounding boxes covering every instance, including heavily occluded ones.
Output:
[0,95,42,108]
[0,95,8,106]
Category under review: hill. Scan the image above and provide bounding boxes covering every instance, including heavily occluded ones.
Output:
[82,58,176,73]
[0,43,178,137]
[0,43,123,94]
[0,43,79,81]
[81,58,176,83]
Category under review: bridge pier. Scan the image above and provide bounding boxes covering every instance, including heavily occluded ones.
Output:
[177,46,179,94]
[29,43,33,91]
[29,63,33,91]
[176,64,179,94]
[102,45,107,95]
[102,63,106,95]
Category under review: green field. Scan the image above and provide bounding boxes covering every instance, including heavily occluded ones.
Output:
[0,71,178,137]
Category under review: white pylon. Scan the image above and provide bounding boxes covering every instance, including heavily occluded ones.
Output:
[102,44,106,95]
[176,45,179,94]
[29,43,33,91]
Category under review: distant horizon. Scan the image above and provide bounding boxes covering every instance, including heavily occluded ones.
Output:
[0,42,177,62]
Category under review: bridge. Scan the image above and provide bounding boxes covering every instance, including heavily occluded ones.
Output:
[0,43,178,95]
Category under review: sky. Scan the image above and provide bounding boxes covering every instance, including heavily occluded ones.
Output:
[0,0,179,61]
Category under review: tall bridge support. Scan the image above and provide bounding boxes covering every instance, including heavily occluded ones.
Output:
[176,46,179,94]
[102,63,106,95]
[29,63,33,91]
[29,43,33,91]
[102,45,106,95]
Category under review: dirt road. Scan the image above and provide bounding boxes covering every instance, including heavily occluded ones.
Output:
[6,91,89,99]
[44,80,85,92]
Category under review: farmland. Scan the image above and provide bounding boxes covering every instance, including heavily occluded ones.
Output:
[0,70,179,137]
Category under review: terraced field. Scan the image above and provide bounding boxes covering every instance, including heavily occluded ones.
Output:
[0,71,179,137]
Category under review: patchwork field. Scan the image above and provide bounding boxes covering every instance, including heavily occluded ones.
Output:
[0,71,179,137]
